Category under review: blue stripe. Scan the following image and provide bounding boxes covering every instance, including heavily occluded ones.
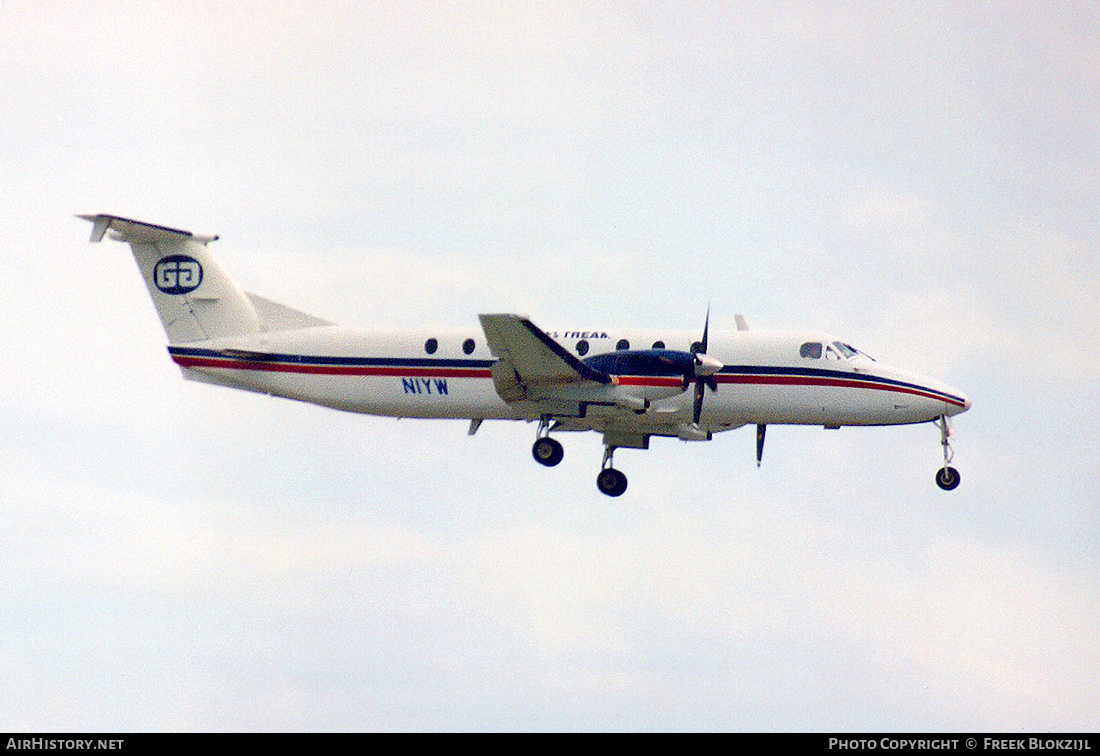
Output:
[169,347,963,406]
[718,365,965,405]
[168,346,495,370]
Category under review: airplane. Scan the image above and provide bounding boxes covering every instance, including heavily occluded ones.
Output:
[80,214,971,497]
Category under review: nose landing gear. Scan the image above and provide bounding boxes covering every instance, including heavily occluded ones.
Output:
[935,415,961,491]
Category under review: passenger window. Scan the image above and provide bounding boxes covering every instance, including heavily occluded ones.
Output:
[424,338,438,355]
[651,340,665,349]
[616,339,630,351]
[462,338,475,355]
[800,342,822,359]
[576,339,589,356]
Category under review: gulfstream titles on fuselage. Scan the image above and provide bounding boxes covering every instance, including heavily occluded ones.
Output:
[829,741,1091,751]
[548,331,609,339]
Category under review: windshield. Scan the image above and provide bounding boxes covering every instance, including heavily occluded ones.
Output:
[832,341,874,360]
[800,340,875,361]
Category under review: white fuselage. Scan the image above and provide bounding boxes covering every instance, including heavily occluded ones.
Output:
[168,324,970,433]
[80,213,973,493]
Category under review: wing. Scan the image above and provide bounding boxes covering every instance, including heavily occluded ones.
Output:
[478,314,743,438]
[478,314,610,405]
[479,314,609,386]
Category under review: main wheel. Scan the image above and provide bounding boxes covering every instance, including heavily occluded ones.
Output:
[532,437,564,467]
[936,466,961,491]
[596,468,628,497]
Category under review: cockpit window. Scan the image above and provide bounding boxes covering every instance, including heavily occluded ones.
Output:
[804,340,875,360]
[799,342,822,359]
[831,342,874,360]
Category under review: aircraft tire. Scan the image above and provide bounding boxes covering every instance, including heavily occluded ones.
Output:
[596,468,628,497]
[936,466,961,491]
[532,437,564,467]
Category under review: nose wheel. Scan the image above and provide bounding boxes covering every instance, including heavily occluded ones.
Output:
[596,446,628,497]
[935,415,961,491]
[936,466,961,491]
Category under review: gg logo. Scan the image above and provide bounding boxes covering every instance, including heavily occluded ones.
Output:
[154,255,203,295]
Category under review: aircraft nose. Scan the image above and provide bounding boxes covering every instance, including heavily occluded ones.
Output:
[946,385,971,415]
[901,367,970,416]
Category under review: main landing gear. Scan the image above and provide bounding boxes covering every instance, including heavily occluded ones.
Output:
[596,446,628,497]
[935,415,961,491]
[530,417,628,497]
[531,416,564,467]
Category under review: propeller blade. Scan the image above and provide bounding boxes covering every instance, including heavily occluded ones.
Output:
[693,379,705,425]
[690,306,710,356]
[690,307,714,426]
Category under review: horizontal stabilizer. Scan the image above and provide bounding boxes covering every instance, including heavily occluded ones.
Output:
[77,214,218,244]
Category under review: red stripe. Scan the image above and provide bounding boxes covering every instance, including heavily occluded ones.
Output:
[172,356,492,379]
[173,356,963,408]
[615,376,684,387]
[715,374,965,407]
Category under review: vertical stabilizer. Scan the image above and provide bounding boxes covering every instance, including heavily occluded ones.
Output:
[79,214,262,343]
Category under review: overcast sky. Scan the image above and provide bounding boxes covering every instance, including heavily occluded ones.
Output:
[1,0,1097,732]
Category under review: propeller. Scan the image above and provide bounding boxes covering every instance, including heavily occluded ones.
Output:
[689,308,723,426]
